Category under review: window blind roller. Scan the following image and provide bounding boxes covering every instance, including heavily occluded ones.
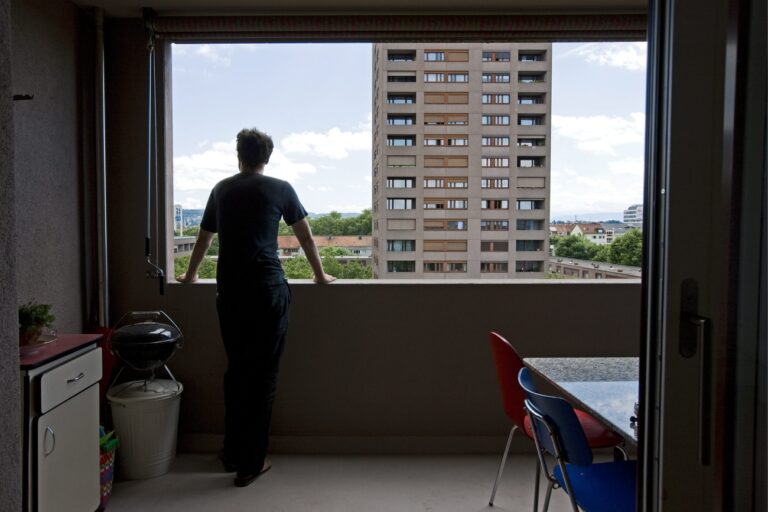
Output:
[149,14,646,42]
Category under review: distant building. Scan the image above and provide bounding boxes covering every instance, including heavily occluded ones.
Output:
[173,236,196,257]
[174,204,183,234]
[602,223,634,244]
[623,204,643,226]
[278,235,373,266]
[372,43,552,278]
[570,223,607,245]
[550,224,573,237]
[548,257,641,279]
[550,222,635,245]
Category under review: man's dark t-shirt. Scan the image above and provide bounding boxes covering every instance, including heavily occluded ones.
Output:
[200,172,307,293]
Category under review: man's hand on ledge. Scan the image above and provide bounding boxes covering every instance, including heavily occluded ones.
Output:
[314,273,336,284]
[176,273,198,284]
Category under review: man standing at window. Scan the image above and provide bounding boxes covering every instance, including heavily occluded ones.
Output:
[177,128,335,487]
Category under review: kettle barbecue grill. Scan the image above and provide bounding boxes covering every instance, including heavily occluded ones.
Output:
[110,311,183,380]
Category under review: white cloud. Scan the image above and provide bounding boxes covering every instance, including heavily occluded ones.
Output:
[553,113,645,155]
[173,139,316,197]
[550,163,644,217]
[363,175,372,183]
[562,42,647,71]
[608,158,644,176]
[174,194,207,210]
[195,44,232,66]
[359,112,373,130]
[307,185,333,192]
[281,126,371,159]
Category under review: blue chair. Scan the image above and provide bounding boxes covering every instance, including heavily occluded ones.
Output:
[518,367,637,512]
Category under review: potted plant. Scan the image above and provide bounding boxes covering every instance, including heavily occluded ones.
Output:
[18,301,55,346]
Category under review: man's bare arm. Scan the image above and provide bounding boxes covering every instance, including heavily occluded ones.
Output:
[176,229,215,283]
[291,218,336,284]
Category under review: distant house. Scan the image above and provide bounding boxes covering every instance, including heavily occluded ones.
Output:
[549,224,573,237]
[570,223,608,245]
[551,222,636,246]
[278,235,373,266]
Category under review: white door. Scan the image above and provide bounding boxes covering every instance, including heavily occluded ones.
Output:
[36,385,100,512]
[642,0,766,509]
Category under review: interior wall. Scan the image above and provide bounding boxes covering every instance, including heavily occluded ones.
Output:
[0,0,21,505]
[11,0,84,332]
[104,19,641,451]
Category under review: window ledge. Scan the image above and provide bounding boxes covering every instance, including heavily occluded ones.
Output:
[167,278,641,286]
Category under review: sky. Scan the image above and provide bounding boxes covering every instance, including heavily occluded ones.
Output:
[171,42,646,219]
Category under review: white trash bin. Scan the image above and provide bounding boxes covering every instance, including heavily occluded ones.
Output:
[107,379,183,479]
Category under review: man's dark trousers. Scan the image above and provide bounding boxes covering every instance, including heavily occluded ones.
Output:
[216,280,291,473]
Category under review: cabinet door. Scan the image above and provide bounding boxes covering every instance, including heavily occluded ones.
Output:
[36,385,99,512]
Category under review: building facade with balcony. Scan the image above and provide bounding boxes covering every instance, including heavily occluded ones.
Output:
[372,43,552,278]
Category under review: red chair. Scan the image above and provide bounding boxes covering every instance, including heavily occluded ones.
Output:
[488,331,625,508]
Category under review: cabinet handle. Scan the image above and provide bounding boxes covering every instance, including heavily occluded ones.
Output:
[44,426,56,456]
[66,372,85,383]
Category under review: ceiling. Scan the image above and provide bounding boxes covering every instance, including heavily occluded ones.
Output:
[73,0,647,18]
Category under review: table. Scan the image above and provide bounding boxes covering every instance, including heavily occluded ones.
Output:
[523,357,639,447]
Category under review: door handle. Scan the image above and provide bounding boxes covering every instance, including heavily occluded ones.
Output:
[693,317,711,466]
[44,426,56,456]
[679,279,712,466]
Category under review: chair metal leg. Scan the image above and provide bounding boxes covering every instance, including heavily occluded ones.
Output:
[542,480,554,512]
[489,425,517,506]
[533,457,541,512]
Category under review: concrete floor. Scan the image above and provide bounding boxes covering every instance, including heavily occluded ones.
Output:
[106,453,577,512]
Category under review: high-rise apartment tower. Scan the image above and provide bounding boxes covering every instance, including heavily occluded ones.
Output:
[372,43,552,278]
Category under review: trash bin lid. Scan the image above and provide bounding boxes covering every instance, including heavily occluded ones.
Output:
[107,379,183,404]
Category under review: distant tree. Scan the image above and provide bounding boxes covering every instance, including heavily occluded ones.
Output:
[174,255,216,279]
[277,210,372,237]
[609,229,643,266]
[206,234,219,256]
[311,211,343,236]
[182,226,200,237]
[339,260,373,279]
[341,209,372,235]
[319,246,352,257]
[553,235,600,261]
[282,256,314,279]
[593,244,611,262]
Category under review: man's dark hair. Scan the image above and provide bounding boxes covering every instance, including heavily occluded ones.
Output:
[236,128,274,169]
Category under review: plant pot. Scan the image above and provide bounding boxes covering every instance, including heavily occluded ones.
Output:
[19,327,43,346]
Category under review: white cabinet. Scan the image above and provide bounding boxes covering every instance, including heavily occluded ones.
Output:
[22,341,102,512]
[36,385,99,512]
